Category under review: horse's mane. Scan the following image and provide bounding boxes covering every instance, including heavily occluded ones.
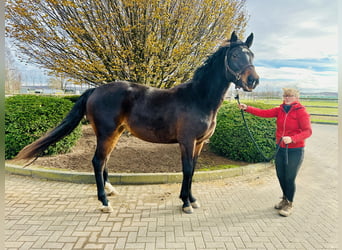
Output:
[192,45,228,82]
[192,40,246,82]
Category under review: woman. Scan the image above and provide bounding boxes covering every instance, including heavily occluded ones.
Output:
[238,88,312,216]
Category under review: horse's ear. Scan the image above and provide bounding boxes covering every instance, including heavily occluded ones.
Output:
[245,33,254,48]
[230,31,238,43]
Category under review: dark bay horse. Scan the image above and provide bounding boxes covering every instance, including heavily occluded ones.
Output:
[15,31,259,213]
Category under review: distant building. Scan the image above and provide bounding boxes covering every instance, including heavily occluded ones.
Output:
[20,84,90,95]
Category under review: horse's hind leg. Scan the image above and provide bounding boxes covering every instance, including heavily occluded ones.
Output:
[92,127,124,213]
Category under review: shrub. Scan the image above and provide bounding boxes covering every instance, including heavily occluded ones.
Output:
[62,95,80,103]
[5,95,82,159]
[209,101,277,163]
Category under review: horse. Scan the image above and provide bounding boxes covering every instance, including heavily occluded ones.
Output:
[15,31,259,214]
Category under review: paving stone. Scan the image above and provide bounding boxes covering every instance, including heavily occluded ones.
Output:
[5,124,338,249]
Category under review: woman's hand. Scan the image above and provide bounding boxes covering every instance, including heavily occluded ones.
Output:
[282,136,293,144]
[238,103,248,110]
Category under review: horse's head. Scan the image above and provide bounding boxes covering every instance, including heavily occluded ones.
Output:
[225,31,259,92]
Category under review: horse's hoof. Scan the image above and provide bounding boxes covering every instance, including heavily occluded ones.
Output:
[182,206,194,214]
[100,203,114,213]
[106,189,119,196]
[105,183,119,196]
[191,201,200,209]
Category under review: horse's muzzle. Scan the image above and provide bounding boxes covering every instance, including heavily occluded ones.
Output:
[237,66,259,92]
[247,77,259,91]
[236,76,259,92]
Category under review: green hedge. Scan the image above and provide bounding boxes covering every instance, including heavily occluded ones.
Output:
[209,101,277,163]
[62,95,80,103]
[5,95,82,159]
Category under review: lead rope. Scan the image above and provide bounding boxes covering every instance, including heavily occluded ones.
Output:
[234,92,286,162]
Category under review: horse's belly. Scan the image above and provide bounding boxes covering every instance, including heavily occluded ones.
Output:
[125,119,178,144]
[128,128,178,144]
[134,133,177,144]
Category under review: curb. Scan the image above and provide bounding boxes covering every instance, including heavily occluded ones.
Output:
[5,162,273,185]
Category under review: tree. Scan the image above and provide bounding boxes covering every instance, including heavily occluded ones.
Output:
[48,74,71,90]
[6,0,248,88]
[5,43,22,94]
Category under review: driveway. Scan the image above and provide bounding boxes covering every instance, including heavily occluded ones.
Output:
[5,124,338,249]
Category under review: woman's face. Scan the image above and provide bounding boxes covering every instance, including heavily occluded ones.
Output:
[283,94,298,105]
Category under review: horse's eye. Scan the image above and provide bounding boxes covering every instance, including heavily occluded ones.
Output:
[232,54,238,58]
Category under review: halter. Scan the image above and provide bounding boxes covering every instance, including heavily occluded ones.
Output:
[224,43,254,82]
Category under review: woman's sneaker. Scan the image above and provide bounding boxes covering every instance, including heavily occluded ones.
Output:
[279,201,293,217]
[274,197,287,210]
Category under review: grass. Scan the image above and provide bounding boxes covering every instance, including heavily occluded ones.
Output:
[306,106,337,115]
[197,164,241,171]
[261,99,338,107]
[309,117,337,124]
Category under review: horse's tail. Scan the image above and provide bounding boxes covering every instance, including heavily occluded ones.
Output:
[15,88,96,161]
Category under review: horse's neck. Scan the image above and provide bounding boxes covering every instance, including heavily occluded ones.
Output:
[188,50,234,112]
[191,75,231,112]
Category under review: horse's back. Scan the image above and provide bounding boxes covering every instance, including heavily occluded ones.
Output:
[85,81,178,142]
[85,81,212,144]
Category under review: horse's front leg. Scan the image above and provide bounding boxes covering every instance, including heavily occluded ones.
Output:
[188,141,205,210]
[179,142,196,214]
[188,158,199,209]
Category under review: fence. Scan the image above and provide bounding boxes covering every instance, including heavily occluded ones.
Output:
[243,97,339,125]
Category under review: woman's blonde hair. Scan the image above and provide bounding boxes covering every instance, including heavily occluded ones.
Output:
[282,88,300,98]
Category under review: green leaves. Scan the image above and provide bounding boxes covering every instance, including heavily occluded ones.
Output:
[5,95,82,159]
[209,102,277,163]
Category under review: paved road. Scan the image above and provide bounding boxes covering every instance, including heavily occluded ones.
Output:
[5,124,338,249]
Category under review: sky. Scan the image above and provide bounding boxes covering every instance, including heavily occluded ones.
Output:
[244,0,338,93]
[10,0,338,93]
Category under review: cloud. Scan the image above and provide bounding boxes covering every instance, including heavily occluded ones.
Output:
[245,0,338,92]
[246,0,337,59]
[256,57,337,72]
[255,66,337,92]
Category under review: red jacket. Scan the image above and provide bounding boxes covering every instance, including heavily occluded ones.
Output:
[245,102,312,148]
